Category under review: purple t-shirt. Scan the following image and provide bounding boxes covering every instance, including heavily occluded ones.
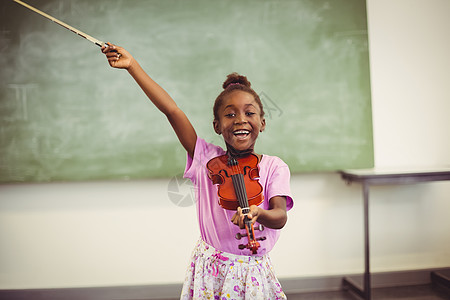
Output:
[184,137,293,256]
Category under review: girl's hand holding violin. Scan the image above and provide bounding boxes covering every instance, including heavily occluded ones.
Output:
[101,43,134,70]
[231,205,260,229]
[232,196,288,230]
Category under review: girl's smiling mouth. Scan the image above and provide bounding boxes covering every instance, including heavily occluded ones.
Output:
[233,129,251,139]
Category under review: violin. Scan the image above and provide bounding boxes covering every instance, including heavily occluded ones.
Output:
[207,153,266,254]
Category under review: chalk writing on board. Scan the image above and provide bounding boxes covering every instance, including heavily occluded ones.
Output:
[8,83,37,121]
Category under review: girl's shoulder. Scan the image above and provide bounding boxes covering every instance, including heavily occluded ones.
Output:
[260,153,290,170]
[196,137,225,158]
[258,153,292,181]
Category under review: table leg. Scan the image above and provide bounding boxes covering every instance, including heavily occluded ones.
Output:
[343,183,371,300]
[363,182,371,300]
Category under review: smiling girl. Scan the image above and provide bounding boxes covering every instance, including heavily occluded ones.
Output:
[102,43,293,300]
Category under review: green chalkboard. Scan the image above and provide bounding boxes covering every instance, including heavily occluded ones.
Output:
[0,0,373,182]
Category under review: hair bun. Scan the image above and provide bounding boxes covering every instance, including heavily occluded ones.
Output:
[222,72,251,89]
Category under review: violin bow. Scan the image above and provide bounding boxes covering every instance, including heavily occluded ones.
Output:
[13,0,106,48]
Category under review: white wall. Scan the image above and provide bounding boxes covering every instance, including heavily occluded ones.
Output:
[368,0,450,167]
[1,0,450,289]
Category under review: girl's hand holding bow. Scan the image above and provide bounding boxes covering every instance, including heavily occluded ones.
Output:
[101,43,134,70]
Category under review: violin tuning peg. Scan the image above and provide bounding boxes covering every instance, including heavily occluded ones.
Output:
[256,224,265,231]
[235,232,245,240]
[238,244,246,250]
[257,236,267,241]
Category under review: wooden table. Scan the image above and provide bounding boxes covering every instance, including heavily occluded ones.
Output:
[339,167,450,300]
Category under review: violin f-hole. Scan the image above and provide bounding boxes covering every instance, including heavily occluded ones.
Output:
[209,174,224,185]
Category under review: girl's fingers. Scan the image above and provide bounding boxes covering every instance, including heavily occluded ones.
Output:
[232,207,260,228]
[102,42,117,53]
[101,43,111,53]
[106,52,120,60]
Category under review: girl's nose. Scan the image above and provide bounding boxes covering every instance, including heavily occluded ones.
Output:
[234,113,247,124]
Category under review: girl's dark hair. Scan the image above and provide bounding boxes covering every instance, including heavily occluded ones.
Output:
[213,72,265,121]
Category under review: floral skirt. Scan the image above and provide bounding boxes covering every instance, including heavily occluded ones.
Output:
[180,238,287,300]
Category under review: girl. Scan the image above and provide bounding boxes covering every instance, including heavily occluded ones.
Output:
[102,43,293,299]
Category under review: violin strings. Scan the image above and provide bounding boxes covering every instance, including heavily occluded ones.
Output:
[237,175,248,211]
[230,161,250,214]
[228,155,258,247]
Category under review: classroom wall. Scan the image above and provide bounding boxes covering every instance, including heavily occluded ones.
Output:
[1,0,449,289]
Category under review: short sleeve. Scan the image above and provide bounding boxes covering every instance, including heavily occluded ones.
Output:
[184,137,225,183]
[262,156,294,211]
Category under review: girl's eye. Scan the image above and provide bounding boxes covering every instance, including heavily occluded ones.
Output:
[246,112,256,116]
[225,113,236,118]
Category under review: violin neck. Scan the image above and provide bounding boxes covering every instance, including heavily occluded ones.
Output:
[230,173,250,212]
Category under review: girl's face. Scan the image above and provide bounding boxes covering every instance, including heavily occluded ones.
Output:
[213,90,266,152]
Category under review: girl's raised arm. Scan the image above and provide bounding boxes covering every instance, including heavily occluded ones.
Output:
[102,43,197,158]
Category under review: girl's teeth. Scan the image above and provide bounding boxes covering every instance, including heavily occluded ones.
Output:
[234,130,249,135]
